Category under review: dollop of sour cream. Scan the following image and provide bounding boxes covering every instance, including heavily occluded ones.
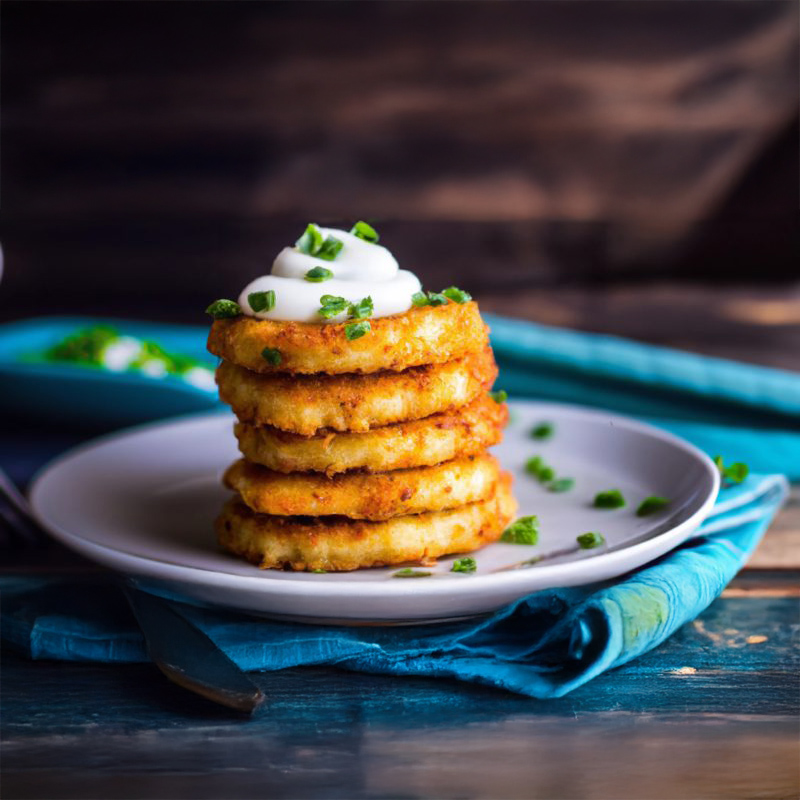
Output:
[239,226,422,323]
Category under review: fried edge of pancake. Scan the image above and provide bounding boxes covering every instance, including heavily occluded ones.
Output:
[224,453,501,520]
[216,473,516,572]
[216,346,498,435]
[234,393,508,475]
[208,301,488,375]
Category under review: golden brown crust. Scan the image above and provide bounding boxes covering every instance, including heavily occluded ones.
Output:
[216,473,517,571]
[224,454,501,520]
[216,346,498,435]
[234,394,508,475]
[207,301,489,375]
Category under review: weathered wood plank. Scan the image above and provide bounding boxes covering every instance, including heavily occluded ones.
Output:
[3,715,798,800]
[2,594,797,798]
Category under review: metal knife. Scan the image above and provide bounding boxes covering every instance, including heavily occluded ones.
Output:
[123,585,266,714]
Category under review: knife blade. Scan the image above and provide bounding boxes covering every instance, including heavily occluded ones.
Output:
[123,586,265,714]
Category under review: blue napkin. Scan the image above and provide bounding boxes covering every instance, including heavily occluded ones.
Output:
[486,314,800,479]
[1,472,787,698]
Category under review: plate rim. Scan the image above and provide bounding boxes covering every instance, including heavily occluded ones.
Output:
[28,402,721,601]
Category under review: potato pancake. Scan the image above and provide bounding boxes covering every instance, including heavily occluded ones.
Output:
[234,393,507,475]
[216,346,498,435]
[207,301,488,375]
[216,473,516,571]
[224,453,500,520]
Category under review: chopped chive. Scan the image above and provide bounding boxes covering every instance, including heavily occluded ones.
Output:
[525,455,546,477]
[441,286,472,304]
[261,347,282,366]
[411,292,430,307]
[296,223,323,255]
[636,496,670,517]
[547,477,575,493]
[489,390,508,403]
[310,568,327,574]
[205,299,241,319]
[393,568,432,578]
[725,462,749,483]
[451,557,477,573]
[295,224,343,261]
[319,294,350,319]
[713,454,749,485]
[525,455,554,482]
[594,489,626,509]
[350,220,379,243]
[531,422,554,440]
[316,235,344,261]
[304,266,334,282]
[345,320,371,340]
[577,531,606,549]
[248,290,276,313]
[348,296,373,320]
[501,516,539,545]
[426,291,449,307]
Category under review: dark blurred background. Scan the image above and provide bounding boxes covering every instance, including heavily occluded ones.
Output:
[2,0,798,367]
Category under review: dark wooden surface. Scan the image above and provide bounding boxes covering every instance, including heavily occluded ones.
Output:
[2,592,798,800]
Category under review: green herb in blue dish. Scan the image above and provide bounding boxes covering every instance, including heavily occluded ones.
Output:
[42,325,216,391]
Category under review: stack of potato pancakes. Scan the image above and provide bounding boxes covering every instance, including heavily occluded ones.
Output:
[207,298,516,572]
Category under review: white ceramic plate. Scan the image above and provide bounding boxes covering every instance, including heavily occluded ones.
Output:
[29,402,719,624]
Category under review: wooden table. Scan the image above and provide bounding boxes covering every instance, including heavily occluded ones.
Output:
[2,295,799,800]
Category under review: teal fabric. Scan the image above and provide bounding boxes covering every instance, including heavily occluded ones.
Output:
[486,314,800,479]
[2,314,795,697]
[0,473,787,698]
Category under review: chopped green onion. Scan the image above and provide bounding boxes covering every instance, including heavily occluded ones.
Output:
[296,223,324,255]
[345,321,371,341]
[547,477,575,493]
[261,347,282,366]
[426,291,449,307]
[304,266,333,283]
[205,299,241,319]
[489,390,508,403]
[393,568,432,578]
[310,568,327,574]
[295,223,343,261]
[713,455,749,485]
[348,296,373,320]
[451,557,477,573]
[525,456,554,483]
[636,496,670,517]
[526,455,573,491]
[318,295,350,319]
[577,531,606,549]
[350,221,379,243]
[411,292,430,307]
[316,236,344,261]
[531,422,554,440]
[441,286,472,304]
[525,455,546,477]
[248,290,275,313]
[725,462,749,483]
[594,489,626,509]
[501,516,539,545]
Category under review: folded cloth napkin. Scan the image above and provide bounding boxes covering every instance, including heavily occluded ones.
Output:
[486,315,800,479]
[1,473,787,698]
